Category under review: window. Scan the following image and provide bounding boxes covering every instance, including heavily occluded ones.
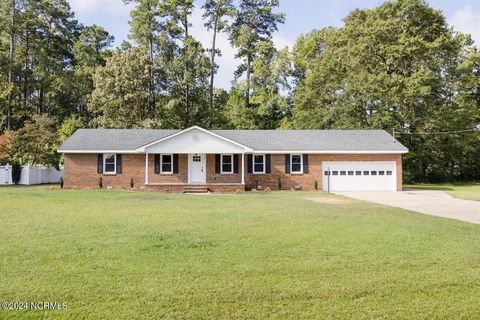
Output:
[192,155,201,162]
[221,154,233,174]
[161,154,173,174]
[104,154,116,174]
[371,171,377,176]
[355,171,362,176]
[348,171,354,176]
[379,171,385,176]
[340,171,346,176]
[386,171,393,176]
[253,154,265,174]
[324,171,330,176]
[332,171,338,176]
[290,154,303,173]
[363,171,370,176]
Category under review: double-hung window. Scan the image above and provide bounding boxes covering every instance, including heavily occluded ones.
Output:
[161,154,173,174]
[104,154,116,174]
[221,154,233,174]
[290,154,303,174]
[253,155,265,174]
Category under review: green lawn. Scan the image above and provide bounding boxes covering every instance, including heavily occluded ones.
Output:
[1,187,480,319]
[406,182,480,201]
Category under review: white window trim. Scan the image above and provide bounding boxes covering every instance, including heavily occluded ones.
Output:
[161,154,173,174]
[290,154,303,174]
[253,154,266,174]
[103,153,117,174]
[220,154,234,174]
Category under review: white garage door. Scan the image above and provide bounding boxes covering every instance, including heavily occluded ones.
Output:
[322,162,396,192]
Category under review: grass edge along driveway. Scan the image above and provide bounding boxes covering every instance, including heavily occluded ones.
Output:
[406,182,480,201]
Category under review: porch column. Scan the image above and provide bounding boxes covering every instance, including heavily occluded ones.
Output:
[145,153,149,185]
[241,153,245,185]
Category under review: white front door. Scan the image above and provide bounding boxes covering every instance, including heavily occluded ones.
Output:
[189,154,206,184]
[322,162,397,192]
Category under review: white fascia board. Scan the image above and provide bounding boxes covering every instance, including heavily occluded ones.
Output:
[59,149,407,154]
[250,150,408,154]
[135,125,253,152]
[58,150,141,154]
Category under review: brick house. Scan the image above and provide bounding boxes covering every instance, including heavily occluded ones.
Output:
[58,126,408,192]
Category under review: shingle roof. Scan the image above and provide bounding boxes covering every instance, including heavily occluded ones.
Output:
[58,128,408,153]
[58,129,178,152]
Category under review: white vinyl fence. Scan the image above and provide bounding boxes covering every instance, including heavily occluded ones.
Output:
[0,164,64,186]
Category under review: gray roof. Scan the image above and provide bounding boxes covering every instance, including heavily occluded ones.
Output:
[58,128,408,153]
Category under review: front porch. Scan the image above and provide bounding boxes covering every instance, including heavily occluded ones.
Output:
[143,153,246,192]
[136,126,252,192]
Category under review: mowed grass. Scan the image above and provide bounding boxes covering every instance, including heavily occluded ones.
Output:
[406,182,480,201]
[1,187,480,319]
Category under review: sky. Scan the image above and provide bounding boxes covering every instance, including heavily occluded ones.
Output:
[67,0,480,89]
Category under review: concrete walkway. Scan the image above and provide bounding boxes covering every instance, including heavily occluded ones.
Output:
[337,189,480,225]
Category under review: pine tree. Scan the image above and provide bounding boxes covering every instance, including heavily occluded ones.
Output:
[124,0,161,113]
[160,0,211,128]
[229,0,284,108]
[202,0,235,116]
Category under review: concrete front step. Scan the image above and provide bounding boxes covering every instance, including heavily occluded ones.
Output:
[183,185,209,194]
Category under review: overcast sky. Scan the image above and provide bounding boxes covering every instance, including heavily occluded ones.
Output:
[67,0,480,89]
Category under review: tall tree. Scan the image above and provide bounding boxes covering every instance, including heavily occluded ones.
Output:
[289,0,477,181]
[229,0,284,107]
[73,24,114,117]
[0,0,24,130]
[88,48,154,128]
[160,0,212,128]
[225,40,291,129]
[202,0,234,114]
[124,0,161,113]
[34,0,79,116]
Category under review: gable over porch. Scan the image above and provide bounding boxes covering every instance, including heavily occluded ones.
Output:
[138,126,252,188]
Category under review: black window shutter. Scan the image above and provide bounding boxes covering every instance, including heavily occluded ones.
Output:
[247,154,253,174]
[233,154,239,173]
[173,154,179,174]
[154,155,160,174]
[266,154,271,174]
[303,154,309,173]
[215,154,221,174]
[285,154,290,174]
[116,154,122,174]
[97,154,103,174]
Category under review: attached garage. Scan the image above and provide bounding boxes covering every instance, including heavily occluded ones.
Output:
[322,161,397,192]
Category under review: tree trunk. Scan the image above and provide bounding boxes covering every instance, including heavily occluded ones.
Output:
[23,29,29,110]
[184,14,190,128]
[7,0,17,130]
[39,83,44,114]
[148,34,155,113]
[245,54,252,108]
[39,20,52,115]
[209,16,219,120]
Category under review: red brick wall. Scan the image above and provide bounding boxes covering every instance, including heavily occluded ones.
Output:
[244,154,403,191]
[64,153,403,191]
[147,154,188,184]
[206,154,243,184]
[63,153,145,189]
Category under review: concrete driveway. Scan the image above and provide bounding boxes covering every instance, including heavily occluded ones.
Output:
[337,189,480,225]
